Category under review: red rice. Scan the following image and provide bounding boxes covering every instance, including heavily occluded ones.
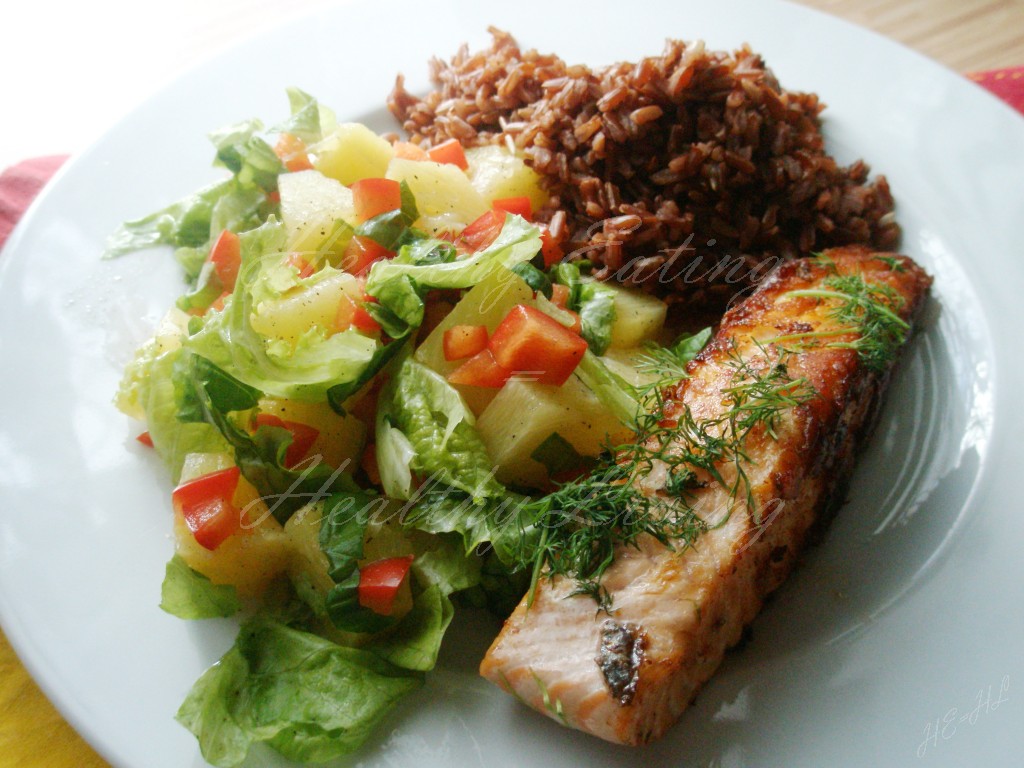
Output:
[388,29,900,313]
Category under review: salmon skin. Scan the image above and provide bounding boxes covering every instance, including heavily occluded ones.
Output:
[480,246,932,745]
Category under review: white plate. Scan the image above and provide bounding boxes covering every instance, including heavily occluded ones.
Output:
[2,1,1023,766]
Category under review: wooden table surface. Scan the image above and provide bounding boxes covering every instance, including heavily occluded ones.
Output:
[1,1,1021,766]
[798,0,1024,71]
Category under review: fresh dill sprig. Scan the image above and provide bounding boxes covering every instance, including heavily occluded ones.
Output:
[872,254,906,272]
[514,338,815,611]
[776,261,909,373]
[518,460,707,610]
[651,342,815,516]
[634,327,713,383]
[530,669,570,726]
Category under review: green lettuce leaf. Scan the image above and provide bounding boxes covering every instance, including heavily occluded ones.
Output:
[208,119,285,193]
[670,326,713,362]
[411,533,482,596]
[160,555,241,619]
[272,87,337,145]
[375,411,416,499]
[353,181,421,251]
[371,585,453,671]
[377,358,501,501]
[185,219,379,401]
[510,260,552,297]
[324,569,400,634]
[393,238,457,266]
[363,274,424,338]
[403,490,526,561]
[176,617,421,767]
[552,263,617,354]
[103,179,265,260]
[529,432,597,477]
[316,491,410,635]
[116,336,229,482]
[175,353,362,524]
[573,350,639,429]
[364,214,542,294]
[326,335,410,415]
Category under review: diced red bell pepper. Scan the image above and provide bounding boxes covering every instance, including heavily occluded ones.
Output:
[447,348,512,388]
[286,253,315,278]
[488,304,588,386]
[550,283,571,309]
[254,414,320,468]
[492,196,533,221]
[352,178,402,222]
[358,555,415,615]
[334,294,356,332]
[273,132,314,172]
[427,138,468,170]
[459,210,505,252]
[393,141,428,161]
[538,223,564,268]
[172,466,242,551]
[352,302,382,333]
[360,443,381,486]
[208,230,241,291]
[342,235,392,276]
[443,324,489,361]
[136,431,154,447]
[333,293,379,334]
[209,291,232,314]
[563,309,583,335]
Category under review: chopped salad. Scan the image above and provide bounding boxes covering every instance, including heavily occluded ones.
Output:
[110,88,700,766]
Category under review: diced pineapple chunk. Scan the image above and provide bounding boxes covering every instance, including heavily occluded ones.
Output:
[284,502,412,633]
[174,452,291,598]
[312,123,394,185]
[600,347,662,388]
[284,504,335,598]
[153,307,190,354]
[415,267,533,414]
[386,157,488,233]
[178,451,234,481]
[587,279,668,348]
[259,397,368,470]
[476,375,632,488]
[278,170,355,257]
[465,145,549,211]
[250,269,363,344]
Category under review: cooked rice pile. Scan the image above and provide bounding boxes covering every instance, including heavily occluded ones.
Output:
[389,29,900,313]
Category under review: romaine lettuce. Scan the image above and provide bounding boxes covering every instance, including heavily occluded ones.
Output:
[185,220,379,401]
[117,341,229,482]
[272,87,337,145]
[208,119,286,193]
[175,353,362,523]
[176,617,421,767]
[376,357,501,501]
[573,351,640,430]
[364,214,542,294]
[551,262,617,354]
[103,178,266,263]
[160,555,241,619]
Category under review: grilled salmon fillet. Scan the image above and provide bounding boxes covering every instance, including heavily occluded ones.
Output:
[480,246,932,745]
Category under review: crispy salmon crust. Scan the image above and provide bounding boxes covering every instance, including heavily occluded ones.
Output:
[480,246,932,745]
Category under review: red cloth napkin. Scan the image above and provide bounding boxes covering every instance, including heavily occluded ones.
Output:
[0,155,68,249]
[968,67,1024,114]
[1,71,1022,250]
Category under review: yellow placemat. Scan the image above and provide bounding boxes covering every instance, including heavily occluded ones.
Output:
[0,628,109,768]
